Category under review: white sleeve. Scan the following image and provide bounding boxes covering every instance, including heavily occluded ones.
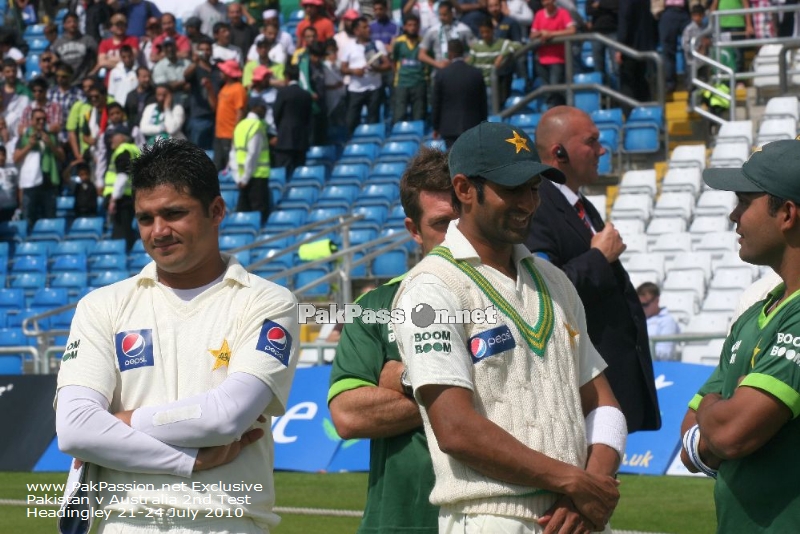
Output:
[130,372,274,448]
[138,104,161,136]
[247,43,258,62]
[163,104,186,135]
[394,273,475,397]
[56,385,197,477]
[111,172,128,200]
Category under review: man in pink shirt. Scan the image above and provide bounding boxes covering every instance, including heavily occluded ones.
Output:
[151,12,192,63]
[530,0,575,108]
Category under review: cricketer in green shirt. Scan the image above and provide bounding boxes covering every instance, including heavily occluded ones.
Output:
[688,282,800,533]
[328,278,438,534]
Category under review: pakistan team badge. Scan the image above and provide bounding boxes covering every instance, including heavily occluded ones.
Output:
[210,339,231,370]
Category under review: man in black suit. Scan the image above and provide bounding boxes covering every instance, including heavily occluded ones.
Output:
[431,39,487,149]
[526,106,661,434]
[272,65,312,177]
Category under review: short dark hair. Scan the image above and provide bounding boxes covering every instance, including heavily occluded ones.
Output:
[373,0,388,7]
[478,16,493,30]
[403,13,420,24]
[447,39,464,58]
[285,64,299,81]
[767,194,790,216]
[690,4,705,15]
[74,161,90,174]
[213,21,230,34]
[353,16,369,28]
[155,83,172,93]
[636,282,660,298]
[63,12,79,24]
[131,138,221,214]
[29,77,48,92]
[136,66,151,77]
[400,147,453,226]
[107,102,124,113]
[308,42,326,57]
[2,58,16,70]
[439,0,454,10]
[119,44,134,55]
[0,145,6,156]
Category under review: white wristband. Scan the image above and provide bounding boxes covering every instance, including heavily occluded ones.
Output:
[682,424,718,478]
[585,406,628,460]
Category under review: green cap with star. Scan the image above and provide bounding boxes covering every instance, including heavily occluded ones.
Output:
[703,138,800,201]
[448,122,565,186]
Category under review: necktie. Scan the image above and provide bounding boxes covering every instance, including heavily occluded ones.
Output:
[574,199,592,231]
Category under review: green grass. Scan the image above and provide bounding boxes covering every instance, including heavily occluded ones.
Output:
[0,471,716,534]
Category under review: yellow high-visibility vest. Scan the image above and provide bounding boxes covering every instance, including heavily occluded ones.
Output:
[233,117,270,180]
[103,143,140,197]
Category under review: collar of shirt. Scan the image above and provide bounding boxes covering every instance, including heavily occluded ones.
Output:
[554,181,582,206]
[138,253,251,287]
[443,219,534,266]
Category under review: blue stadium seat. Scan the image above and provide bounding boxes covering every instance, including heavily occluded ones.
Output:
[598,127,619,153]
[389,120,425,143]
[90,239,127,256]
[219,234,253,264]
[377,141,419,163]
[347,227,378,246]
[50,272,88,296]
[10,272,47,295]
[67,217,105,241]
[8,307,51,329]
[307,206,347,225]
[15,241,51,257]
[369,162,406,182]
[294,267,331,297]
[621,106,663,154]
[256,231,293,250]
[380,226,415,253]
[12,254,48,274]
[598,143,613,175]
[51,307,76,330]
[269,184,283,207]
[266,208,308,231]
[28,38,48,53]
[503,95,536,115]
[222,211,261,237]
[510,77,526,96]
[252,265,289,287]
[221,190,239,210]
[0,220,27,243]
[487,114,503,123]
[24,23,45,36]
[91,270,130,287]
[127,252,151,272]
[0,288,26,310]
[0,327,26,373]
[628,106,664,126]
[358,183,400,205]
[52,240,90,256]
[387,204,406,224]
[573,72,603,114]
[56,196,76,218]
[289,9,305,21]
[252,248,294,270]
[291,165,327,187]
[218,169,236,190]
[508,113,542,132]
[280,184,321,210]
[29,218,66,242]
[305,145,338,167]
[591,108,625,130]
[51,253,87,273]
[89,253,127,272]
[352,204,389,229]
[317,184,360,209]
[340,143,381,166]
[352,122,386,145]
[371,249,408,277]
[330,163,370,186]
[269,166,287,188]
[31,287,69,308]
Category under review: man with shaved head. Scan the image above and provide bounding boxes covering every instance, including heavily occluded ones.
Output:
[525,105,661,434]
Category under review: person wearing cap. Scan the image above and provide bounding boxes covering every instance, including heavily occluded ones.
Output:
[679,138,800,533]
[333,8,360,61]
[245,22,288,70]
[184,16,209,50]
[229,98,271,223]
[213,59,248,171]
[392,121,624,533]
[249,65,279,136]
[527,106,660,435]
[95,13,140,74]
[296,0,336,43]
[228,2,260,57]
[152,36,191,105]
[258,10,297,56]
[151,13,193,63]
[193,0,228,38]
[139,16,162,70]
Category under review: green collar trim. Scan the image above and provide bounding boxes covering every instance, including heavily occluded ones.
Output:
[428,245,554,356]
[757,282,800,329]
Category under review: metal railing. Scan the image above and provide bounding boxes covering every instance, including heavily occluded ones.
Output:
[491,32,666,117]
[688,3,800,124]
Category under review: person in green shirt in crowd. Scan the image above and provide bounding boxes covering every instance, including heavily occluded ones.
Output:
[468,17,517,107]
[328,146,457,534]
[680,139,800,533]
[391,13,428,124]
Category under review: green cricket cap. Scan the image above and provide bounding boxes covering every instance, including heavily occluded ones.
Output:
[703,138,800,201]
[448,122,565,186]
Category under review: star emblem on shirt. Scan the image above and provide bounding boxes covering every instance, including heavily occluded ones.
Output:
[210,339,231,370]
[505,130,531,154]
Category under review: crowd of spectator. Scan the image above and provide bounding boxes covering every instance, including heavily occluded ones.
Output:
[0,0,794,235]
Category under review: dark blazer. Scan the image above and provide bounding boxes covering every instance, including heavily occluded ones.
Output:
[526,178,661,433]
[431,59,487,139]
[273,83,313,152]
[124,89,156,131]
